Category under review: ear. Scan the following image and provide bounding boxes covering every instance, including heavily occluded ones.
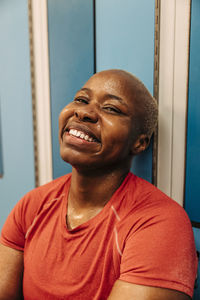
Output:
[131,134,150,155]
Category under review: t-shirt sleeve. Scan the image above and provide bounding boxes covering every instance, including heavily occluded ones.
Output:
[119,201,198,298]
[0,190,39,251]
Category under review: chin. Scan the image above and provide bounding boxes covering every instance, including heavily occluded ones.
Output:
[60,150,90,170]
[60,146,131,173]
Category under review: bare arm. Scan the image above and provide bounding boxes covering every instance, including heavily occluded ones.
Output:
[108,280,191,300]
[0,243,23,300]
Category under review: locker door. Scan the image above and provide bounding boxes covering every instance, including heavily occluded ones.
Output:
[47,0,94,179]
[185,0,200,225]
[48,0,155,182]
[95,0,155,182]
[0,0,35,229]
[184,1,200,299]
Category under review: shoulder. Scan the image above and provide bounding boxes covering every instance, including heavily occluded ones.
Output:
[117,174,197,298]
[19,173,71,225]
[0,174,71,250]
[19,173,70,208]
[126,173,188,215]
[118,173,193,238]
[31,173,71,203]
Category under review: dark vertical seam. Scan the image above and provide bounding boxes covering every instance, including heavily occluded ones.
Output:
[93,0,96,74]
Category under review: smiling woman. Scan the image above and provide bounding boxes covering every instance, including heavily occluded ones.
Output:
[0,69,197,300]
[59,70,156,173]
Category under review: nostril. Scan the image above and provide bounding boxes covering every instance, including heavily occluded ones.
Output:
[74,109,98,123]
[83,116,93,122]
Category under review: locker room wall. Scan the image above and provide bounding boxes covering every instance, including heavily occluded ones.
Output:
[0,0,155,229]
[185,0,200,224]
[95,0,155,182]
[48,0,155,182]
[47,0,94,179]
[185,0,200,298]
[0,1,199,297]
[0,0,35,229]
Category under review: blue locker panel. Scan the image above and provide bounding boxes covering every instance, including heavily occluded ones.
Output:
[185,0,200,223]
[47,0,94,179]
[95,0,155,182]
[0,0,35,229]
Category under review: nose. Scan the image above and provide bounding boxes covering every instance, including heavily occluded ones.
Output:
[74,106,98,123]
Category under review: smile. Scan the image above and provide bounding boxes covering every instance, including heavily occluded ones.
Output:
[68,129,98,143]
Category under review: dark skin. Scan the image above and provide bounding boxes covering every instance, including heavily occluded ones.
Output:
[59,70,148,229]
[0,70,191,299]
[58,70,191,299]
[0,244,23,299]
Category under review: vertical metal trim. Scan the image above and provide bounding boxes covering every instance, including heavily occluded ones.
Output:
[152,0,160,186]
[93,0,96,74]
[28,0,39,187]
[170,1,176,197]
[0,99,3,178]
[183,0,192,209]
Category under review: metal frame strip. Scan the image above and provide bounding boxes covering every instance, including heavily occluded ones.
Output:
[28,0,39,187]
[152,0,160,186]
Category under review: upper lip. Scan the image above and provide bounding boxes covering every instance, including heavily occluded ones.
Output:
[62,122,101,142]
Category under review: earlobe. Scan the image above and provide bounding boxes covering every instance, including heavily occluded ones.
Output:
[131,135,150,155]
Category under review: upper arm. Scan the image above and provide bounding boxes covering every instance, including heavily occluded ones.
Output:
[108,280,191,300]
[117,202,197,298]
[0,243,23,300]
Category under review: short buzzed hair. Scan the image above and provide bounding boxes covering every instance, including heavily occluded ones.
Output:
[92,69,158,142]
[112,70,158,140]
[131,75,158,139]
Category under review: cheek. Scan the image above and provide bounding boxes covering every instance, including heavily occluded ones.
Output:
[102,117,131,141]
[102,119,132,153]
[58,106,73,135]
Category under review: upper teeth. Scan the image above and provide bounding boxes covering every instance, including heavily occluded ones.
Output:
[69,129,95,142]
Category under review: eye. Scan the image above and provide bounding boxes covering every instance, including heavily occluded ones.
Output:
[73,97,88,104]
[103,105,122,114]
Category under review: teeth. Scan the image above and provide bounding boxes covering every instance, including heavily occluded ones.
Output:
[80,133,85,139]
[69,129,95,142]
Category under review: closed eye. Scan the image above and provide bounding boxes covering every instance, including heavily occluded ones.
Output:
[103,106,122,114]
[73,97,88,104]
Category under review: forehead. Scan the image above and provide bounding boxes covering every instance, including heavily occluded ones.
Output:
[82,71,136,102]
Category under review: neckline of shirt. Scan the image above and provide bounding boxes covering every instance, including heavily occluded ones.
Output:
[60,172,133,236]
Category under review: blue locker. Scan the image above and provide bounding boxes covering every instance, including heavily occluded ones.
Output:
[95,0,155,182]
[47,0,94,179]
[185,0,200,223]
[184,0,200,298]
[48,0,155,182]
[0,0,35,229]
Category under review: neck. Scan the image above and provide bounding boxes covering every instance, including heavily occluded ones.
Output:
[68,166,130,211]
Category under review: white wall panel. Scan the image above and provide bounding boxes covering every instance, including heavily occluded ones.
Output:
[158,0,191,205]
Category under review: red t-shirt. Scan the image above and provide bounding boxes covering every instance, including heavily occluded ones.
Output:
[0,173,197,299]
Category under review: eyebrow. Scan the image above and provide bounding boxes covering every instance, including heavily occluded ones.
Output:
[105,94,124,103]
[77,88,91,94]
[77,88,128,107]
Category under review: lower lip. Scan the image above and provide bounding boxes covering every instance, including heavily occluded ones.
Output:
[62,131,100,147]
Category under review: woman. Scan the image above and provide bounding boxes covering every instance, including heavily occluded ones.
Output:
[0,70,197,299]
